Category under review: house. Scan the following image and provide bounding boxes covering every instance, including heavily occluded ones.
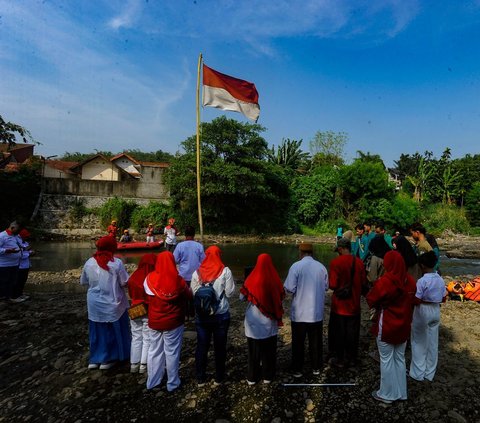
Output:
[43,160,78,179]
[388,168,403,191]
[0,143,35,169]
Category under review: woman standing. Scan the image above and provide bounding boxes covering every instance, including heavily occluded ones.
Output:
[366,250,416,404]
[191,246,235,386]
[127,253,157,374]
[392,235,422,281]
[80,236,130,370]
[240,253,284,385]
[144,251,191,392]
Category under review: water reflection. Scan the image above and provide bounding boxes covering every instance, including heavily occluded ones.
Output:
[30,241,480,278]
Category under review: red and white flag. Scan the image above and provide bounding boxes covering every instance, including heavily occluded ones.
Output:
[202,64,260,122]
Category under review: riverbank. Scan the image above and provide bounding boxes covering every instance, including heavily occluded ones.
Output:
[1,272,479,422]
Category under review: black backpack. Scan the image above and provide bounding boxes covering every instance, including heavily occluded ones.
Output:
[194,283,225,318]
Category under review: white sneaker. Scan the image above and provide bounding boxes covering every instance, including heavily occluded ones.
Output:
[247,380,256,386]
[99,362,115,370]
[9,297,26,304]
[263,380,272,384]
[130,363,140,373]
[88,363,99,370]
[20,294,30,300]
[139,364,147,374]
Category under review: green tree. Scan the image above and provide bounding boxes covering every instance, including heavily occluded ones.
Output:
[124,149,174,163]
[309,130,347,166]
[0,115,36,145]
[168,117,294,233]
[267,138,310,172]
[465,182,480,226]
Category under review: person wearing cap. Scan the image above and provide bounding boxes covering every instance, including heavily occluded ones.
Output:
[119,229,133,243]
[328,237,367,367]
[107,220,118,239]
[145,223,156,243]
[284,243,328,377]
[164,218,179,252]
[0,221,23,303]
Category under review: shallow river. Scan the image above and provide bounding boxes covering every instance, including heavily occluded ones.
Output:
[30,241,480,278]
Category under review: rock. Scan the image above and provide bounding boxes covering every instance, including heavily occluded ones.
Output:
[271,418,281,423]
[54,357,67,370]
[305,399,315,412]
[447,410,467,423]
[285,410,294,418]
[186,399,196,408]
[0,354,20,366]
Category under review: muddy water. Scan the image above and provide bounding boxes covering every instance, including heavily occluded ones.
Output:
[30,241,480,278]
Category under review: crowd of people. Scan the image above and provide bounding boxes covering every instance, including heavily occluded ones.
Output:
[78,221,447,405]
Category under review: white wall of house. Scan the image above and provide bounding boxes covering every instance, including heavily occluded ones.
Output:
[43,166,74,179]
[82,160,120,181]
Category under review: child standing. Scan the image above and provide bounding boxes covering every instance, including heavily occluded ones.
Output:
[409,251,447,382]
[128,253,157,373]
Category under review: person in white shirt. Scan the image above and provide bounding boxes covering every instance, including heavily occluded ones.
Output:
[409,251,447,382]
[190,246,235,386]
[284,243,329,377]
[80,236,130,370]
[14,228,35,301]
[164,218,179,252]
[0,221,22,303]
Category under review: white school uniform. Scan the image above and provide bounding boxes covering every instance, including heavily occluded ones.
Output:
[130,316,150,365]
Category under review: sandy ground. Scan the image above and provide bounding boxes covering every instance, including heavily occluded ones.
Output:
[0,264,479,423]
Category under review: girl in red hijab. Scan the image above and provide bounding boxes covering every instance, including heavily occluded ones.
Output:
[190,245,235,386]
[144,251,191,392]
[128,253,157,374]
[240,253,285,385]
[366,250,416,404]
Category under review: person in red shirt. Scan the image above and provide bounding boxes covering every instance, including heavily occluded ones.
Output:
[366,250,416,404]
[144,251,192,392]
[328,237,367,368]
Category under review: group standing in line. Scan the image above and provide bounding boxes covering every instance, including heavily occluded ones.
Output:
[76,220,447,403]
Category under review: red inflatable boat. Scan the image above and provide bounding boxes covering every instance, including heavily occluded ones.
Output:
[116,240,163,251]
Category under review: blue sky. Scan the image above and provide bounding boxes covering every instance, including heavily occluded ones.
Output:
[1,0,480,166]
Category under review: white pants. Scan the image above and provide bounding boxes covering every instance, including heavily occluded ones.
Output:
[130,317,150,365]
[146,236,155,243]
[376,337,407,401]
[410,303,440,381]
[147,325,184,391]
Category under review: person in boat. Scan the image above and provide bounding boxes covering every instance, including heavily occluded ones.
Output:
[173,226,205,287]
[128,253,157,374]
[119,229,133,243]
[366,250,416,404]
[164,218,179,252]
[191,246,235,386]
[240,253,284,385]
[284,243,328,378]
[144,251,192,392]
[80,236,131,370]
[107,220,118,239]
[145,223,156,243]
[0,220,23,303]
[409,251,447,382]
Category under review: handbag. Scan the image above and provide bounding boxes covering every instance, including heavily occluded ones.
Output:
[128,303,147,319]
[334,256,356,300]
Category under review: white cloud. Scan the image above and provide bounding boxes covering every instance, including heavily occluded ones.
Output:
[107,0,144,30]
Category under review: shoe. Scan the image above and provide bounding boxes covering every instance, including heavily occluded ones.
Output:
[263,380,271,384]
[371,391,393,405]
[197,381,206,387]
[139,364,147,374]
[312,369,320,375]
[9,297,26,304]
[213,380,222,387]
[88,363,99,370]
[20,294,30,300]
[130,363,140,373]
[99,362,115,370]
[292,372,302,378]
[247,380,256,386]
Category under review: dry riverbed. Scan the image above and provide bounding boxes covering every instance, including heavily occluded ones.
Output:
[1,263,479,422]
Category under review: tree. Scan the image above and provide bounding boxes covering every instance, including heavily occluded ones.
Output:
[266,138,310,172]
[465,182,480,226]
[355,150,385,167]
[393,152,422,179]
[167,117,295,233]
[309,131,347,166]
[0,115,35,145]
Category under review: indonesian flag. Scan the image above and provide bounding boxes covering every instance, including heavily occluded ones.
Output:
[202,64,260,122]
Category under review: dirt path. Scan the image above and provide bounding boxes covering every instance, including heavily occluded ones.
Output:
[1,274,479,422]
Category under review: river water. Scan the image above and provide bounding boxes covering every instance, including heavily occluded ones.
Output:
[30,241,480,278]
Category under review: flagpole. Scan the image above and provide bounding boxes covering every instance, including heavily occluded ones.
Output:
[196,53,204,242]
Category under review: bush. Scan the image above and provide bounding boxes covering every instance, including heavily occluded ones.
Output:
[130,201,171,232]
[95,197,138,231]
[420,204,470,234]
[69,198,89,220]
[465,182,480,226]
[369,193,421,232]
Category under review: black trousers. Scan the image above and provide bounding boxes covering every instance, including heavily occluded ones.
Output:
[328,312,360,362]
[13,268,29,298]
[0,266,18,299]
[291,321,323,373]
[247,335,277,382]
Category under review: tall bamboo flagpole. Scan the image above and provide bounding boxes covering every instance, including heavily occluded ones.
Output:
[196,53,204,242]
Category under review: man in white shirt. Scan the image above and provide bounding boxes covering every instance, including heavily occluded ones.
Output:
[284,243,329,377]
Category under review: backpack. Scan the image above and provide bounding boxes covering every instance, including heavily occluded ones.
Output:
[194,283,225,318]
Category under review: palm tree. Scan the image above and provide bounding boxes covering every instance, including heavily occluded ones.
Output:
[267,138,310,171]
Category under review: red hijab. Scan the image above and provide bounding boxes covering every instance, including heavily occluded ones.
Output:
[198,246,225,283]
[128,253,157,290]
[19,229,31,240]
[93,236,117,270]
[146,251,186,299]
[383,250,408,287]
[240,253,285,325]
